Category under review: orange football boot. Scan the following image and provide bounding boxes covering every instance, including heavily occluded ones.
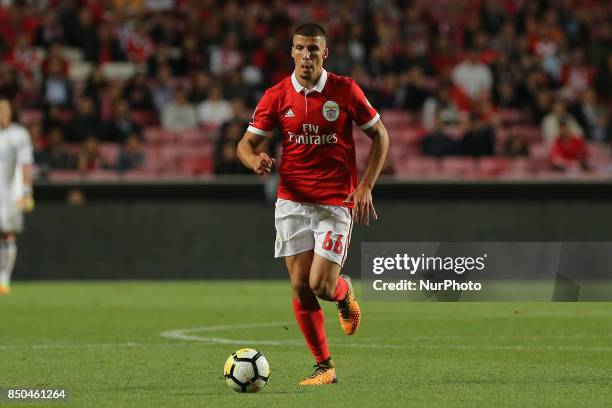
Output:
[299,359,337,385]
[336,274,361,335]
[0,285,10,295]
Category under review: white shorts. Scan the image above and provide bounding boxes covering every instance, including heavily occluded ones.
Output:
[0,204,23,233]
[274,198,353,266]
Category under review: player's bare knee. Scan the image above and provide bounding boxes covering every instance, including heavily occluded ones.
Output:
[1,232,16,241]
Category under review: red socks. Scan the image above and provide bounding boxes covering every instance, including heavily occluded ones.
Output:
[292,297,330,364]
[331,275,348,302]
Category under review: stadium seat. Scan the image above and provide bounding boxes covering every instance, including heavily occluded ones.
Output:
[99,143,120,163]
[176,129,206,145]
[395,156,439,176]
[478,157,510,176]
[84,170,120,182]
[69,61,93,81]
[381,110,411,125]
[513,125,542,143]
[47,170,84,182]
[144,127,176,144]
[120,169,161,181]
[19,109,42,125]
[101,62,137,80]
[440,157,478,177]
[60,46,84,62]
[496,109,525,125]
[131,110,159,127]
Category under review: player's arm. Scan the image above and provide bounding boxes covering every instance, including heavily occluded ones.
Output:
[16,128,35,212]
[17,164,35,212]
[345,120,389,225]
[236,131,276,175]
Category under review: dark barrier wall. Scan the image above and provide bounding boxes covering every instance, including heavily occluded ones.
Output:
[15,179,612,280]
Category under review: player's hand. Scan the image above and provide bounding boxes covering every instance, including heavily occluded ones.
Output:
[251,153,276,176]
[16,194,35,213]
[343,185,378,225]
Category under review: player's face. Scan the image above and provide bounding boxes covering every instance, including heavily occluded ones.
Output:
[291,35,328,82]
[0,100,11,128]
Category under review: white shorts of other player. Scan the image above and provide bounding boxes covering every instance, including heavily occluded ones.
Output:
[274,198,353,267]
[0,204,23,233]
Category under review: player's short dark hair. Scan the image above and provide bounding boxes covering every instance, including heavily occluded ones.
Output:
[293,23,326,39]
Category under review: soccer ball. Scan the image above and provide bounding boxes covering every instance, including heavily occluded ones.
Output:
[223,348,270,393]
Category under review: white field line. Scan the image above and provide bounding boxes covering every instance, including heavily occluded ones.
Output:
[159,321,612,352]
[2,321,611,352]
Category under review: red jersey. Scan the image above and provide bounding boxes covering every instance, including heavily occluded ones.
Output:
[248,69,379,207]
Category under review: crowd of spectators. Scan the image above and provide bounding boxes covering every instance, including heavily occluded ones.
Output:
[0,0,611,178]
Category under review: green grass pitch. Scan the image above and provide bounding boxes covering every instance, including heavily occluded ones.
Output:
[2,281,611,407]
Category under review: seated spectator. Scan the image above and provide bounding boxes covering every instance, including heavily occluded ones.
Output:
[42,105,69,136]
[550,118,589,172]
[572,89,609,142]
[494,79,520,109]
[452,47,493,101]
[421,114,459,157]
[123,72,155,111]
[105,99,142,143]
[594,53,612,103]
[40,127,77,170]
[29,121,48,174]
[422,84,462,131]
[209,32,243,76]
[541,100,583,145]
[215,141,252,175]
[197,85,233,126]
[33,11,63,47]
[83,66,107,111]
[561,47,593,100]
[67,96,103,143]
[161,87,198,131]
[229,97,252,124]
[96,23,126,63]
[151,65,174,112]
[503,128,530,158]
[400,66,430,112]
[78,136,110,172]
[117,133,146,172]
[461,112,496,157]
[188,71,212,104]
[72,7,100,62]
[214,119,252,175]
[7,34,41,77]
[42,59,73,108]
[40,42,69,78]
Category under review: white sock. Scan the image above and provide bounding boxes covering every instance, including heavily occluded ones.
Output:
[0,240,17,287]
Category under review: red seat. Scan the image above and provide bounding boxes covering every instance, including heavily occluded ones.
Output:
[394,157,439,176]
[99,143,120,163]
[47,170,84,182]
[478,157,509,176]
[131,110,159,127]
[144,127,175,144]
[440,157,477,177]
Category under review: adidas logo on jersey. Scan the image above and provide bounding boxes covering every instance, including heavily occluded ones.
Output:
[284,109,295,118]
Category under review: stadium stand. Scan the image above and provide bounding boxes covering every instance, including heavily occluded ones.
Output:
[0,0,610,180]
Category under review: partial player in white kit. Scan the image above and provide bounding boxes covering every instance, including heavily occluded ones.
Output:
[0,97,34,295]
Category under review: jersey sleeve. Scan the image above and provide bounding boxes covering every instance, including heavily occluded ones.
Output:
[349,81,380,130]
[247,90,277,137]
[15,127,33,166]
